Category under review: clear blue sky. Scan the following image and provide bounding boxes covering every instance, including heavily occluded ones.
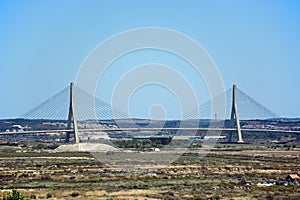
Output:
[0,0,300,119]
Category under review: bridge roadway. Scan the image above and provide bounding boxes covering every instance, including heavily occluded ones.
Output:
[1,127,300,135]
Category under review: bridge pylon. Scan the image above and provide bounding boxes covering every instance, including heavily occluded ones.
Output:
[228,84,244,143]
[65,82,80,143]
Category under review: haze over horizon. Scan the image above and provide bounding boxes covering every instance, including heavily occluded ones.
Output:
[0,0,300,119]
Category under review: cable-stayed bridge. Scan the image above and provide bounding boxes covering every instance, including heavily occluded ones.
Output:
[1,83,300,143]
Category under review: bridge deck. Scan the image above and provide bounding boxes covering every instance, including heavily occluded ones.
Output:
[1,127,300,135]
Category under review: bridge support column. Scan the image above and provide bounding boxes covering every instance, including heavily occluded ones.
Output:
[229,85,244,143]
[297,134,300,142]
[227,132,233,143]
[66,82,79,143]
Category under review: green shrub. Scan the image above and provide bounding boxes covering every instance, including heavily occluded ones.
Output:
[0,189,29,200]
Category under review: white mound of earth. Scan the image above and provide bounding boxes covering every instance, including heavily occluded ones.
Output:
[55,143,118,152]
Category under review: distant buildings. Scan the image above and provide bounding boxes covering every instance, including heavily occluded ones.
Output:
[286,174,299,183]
[6,124,26,132]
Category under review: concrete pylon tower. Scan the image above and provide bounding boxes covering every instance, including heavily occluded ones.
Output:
[65,83,80,143]
[229,85,244,143]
